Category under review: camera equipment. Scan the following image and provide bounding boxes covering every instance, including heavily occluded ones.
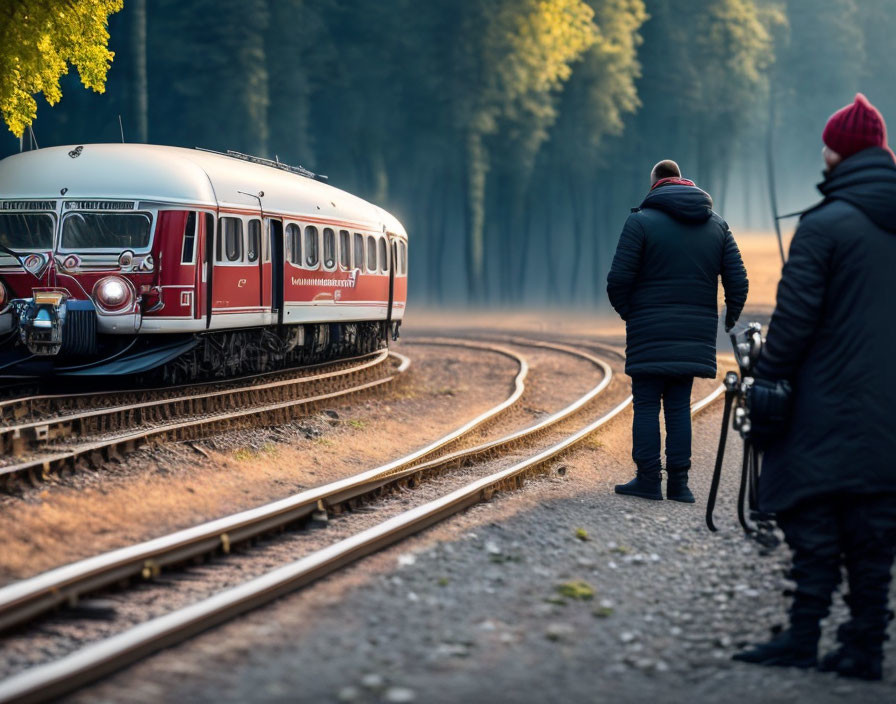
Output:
[705,322,782,549]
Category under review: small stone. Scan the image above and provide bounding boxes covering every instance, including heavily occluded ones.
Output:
[360,673,385,689]
[485,541,502,556]
[384,687,416,703]
[397,553,416,567]
[619,631,637,644]
[545,622,575,642]
[337,686,360,701]
[435,643,470,658]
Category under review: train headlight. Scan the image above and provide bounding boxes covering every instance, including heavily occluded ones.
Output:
[0,281,7,309]
[93,276,134,312]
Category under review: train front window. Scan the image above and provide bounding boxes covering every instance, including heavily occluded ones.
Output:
[61,212,151,250]
[0,213,55,251]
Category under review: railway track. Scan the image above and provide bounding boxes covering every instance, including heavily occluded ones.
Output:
[0,338,725,703]
[0,350,412,490]
[0,352,389,425]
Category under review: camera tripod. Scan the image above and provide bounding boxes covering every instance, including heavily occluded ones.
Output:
[705,324,780,549]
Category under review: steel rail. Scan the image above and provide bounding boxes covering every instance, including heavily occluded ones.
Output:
[0,381,726,704]
[0,352,393,454]
[0,341,527,631]
[0,351,385,425]
[0,351,411,487]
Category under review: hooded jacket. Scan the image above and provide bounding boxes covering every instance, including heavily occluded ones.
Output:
[607,181,748,378]
[756,146,896,513]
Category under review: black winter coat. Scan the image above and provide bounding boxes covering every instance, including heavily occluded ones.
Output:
[756,147,896,514]
[606,183,749,378]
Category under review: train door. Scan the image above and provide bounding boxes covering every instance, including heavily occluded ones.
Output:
[202,212,214,327]
[268,218,284,325]
[386,235,396,337]
[211,215,265,319]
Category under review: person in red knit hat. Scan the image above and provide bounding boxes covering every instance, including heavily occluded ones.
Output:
[821,92,896,170]
[733,92,896,680]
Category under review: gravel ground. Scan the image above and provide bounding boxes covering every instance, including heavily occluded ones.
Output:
[56,364,895,704]
[50,358,896,703]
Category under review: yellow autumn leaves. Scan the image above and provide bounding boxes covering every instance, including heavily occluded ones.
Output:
[0,0,123,137]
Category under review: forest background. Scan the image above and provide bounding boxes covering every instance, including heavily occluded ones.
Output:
[1,0,894,306]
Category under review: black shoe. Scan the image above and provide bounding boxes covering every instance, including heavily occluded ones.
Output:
[732,629,818,669]
[666,467,695,503]
[819,621,885,681]
[819,645,883,680]
[614,474,662,501]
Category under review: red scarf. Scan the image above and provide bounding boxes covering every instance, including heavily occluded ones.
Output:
[651,177,696,190]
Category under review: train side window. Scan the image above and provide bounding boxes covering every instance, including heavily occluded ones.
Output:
[367,235,377,273]
[379,237,388,273]
[339,230,351,269]
[400,241,407,275]
[286,223,301,264]
[181,211,197,264]
[304,226,319,268]
[247,219,261,263]
[322,228,336,270]
[218,217,243,262]
[354,233,364,272]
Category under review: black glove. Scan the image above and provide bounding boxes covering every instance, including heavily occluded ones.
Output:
[724,311,737,333]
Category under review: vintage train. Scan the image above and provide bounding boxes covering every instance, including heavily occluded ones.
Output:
[0,144,407,382]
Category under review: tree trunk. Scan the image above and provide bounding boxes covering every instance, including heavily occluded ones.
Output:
[130,0,148,142]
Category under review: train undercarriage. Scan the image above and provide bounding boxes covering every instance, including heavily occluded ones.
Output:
[0,321,398,386]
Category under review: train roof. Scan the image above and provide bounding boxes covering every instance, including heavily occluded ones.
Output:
[0,143,407,238]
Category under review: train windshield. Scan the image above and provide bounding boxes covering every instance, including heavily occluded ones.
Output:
[0,212,55,251]
[61,212,152,250]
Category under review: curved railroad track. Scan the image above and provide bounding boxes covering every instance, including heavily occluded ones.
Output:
[0,338,725,704]
[0,350,413,490]
[0,352,390,425]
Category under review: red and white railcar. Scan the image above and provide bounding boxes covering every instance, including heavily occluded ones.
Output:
[0,144,407,380]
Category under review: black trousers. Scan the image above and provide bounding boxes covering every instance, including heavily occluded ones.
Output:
[631,374,694,473]
[777,493,896,644]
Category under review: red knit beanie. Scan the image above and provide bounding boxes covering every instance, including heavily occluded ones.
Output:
[822,93,888,159]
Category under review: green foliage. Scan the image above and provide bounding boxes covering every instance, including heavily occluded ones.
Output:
[0,0,123,137]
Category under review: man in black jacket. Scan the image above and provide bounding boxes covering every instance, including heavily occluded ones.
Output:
[607,160,748,502]
[734,94,896,680]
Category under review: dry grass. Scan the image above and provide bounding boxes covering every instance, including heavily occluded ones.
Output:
[734,230,793,311]
[0,347,516,583]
